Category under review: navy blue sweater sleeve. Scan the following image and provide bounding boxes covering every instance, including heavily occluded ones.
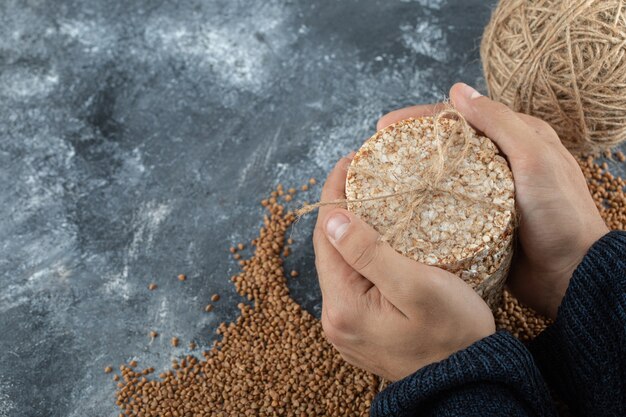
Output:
[370,331,557,417]
[529,231,626,416]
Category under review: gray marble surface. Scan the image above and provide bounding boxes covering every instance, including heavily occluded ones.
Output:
[1,1,624,416]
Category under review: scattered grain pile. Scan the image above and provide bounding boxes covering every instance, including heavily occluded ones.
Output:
[580,152,626,231]
[114,184,379,417]
[494,290,550,342]
[345,116,515,310]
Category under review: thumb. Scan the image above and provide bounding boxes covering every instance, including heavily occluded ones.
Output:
[450,83,538,158]
[324,208,436,305]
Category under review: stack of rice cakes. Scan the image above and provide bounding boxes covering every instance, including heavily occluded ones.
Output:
[345,117,515,310]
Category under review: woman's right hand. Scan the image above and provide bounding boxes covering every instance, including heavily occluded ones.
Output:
[378,83,609,319]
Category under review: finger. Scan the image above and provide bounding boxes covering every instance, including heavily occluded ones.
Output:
[323,208,443,309]
[515,113,548,131]
[450,83,541,157]
[377,103,441,131]
[314,155,352,276]
[515,113,561,143]
[313,230,372,304]
[313,156,372,305]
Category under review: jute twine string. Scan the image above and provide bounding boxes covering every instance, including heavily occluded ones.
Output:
[297,107,511,251]
[481,0,626,154]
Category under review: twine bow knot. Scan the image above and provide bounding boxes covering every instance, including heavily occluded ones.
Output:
[298,107,511,251]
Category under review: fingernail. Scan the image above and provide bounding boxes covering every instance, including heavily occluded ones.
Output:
[461,83,482,100]
[326,213,351,241]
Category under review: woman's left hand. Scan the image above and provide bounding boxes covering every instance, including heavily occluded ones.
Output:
[313,144,496,381]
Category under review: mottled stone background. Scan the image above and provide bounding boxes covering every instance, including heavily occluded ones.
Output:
[1,0,624,416]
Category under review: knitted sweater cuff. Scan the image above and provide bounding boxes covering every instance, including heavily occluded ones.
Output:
[370,331,553,417]
[529,231,626,414]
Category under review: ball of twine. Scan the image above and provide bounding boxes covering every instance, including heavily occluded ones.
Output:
[481,0,626,154]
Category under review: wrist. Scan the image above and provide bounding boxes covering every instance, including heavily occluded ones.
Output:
[441,315,496,363]
[547,226,610,318]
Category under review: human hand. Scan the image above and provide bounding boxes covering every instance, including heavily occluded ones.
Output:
[378,83,609,319]
[312,149,495,381]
